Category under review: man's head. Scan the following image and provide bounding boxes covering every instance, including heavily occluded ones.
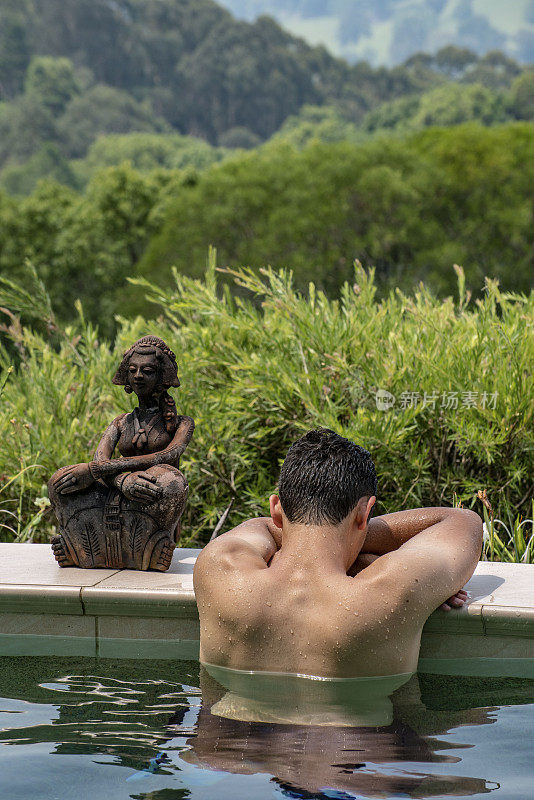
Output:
[274,429,377,529]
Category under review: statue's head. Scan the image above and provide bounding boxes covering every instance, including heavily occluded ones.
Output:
[113,336,180,398]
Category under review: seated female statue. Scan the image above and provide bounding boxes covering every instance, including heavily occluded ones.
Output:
[48,336,194,571]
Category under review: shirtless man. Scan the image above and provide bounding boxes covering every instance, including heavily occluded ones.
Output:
[194,429,483,678]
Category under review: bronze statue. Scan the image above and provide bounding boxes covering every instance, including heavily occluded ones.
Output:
[48,336,194,571]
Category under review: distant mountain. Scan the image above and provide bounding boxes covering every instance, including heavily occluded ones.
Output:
[0,0,444,146]
[218,0,534,65]
[0,0,530,194]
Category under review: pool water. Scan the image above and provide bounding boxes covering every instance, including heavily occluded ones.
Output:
[0,656,533,800]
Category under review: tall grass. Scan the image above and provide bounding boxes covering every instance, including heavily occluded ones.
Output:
[0,255,532,558]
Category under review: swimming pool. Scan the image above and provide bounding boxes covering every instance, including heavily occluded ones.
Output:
[0,655,532,800]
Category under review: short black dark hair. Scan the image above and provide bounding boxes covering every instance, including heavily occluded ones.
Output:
[278,429,377,525]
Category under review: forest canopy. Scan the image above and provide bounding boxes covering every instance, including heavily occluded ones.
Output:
[0,0,532,334]
[0,0,533,192]
[1,123,532,336]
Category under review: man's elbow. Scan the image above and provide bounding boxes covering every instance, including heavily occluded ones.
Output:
[451,508,484,549]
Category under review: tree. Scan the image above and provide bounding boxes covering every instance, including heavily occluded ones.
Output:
[434,46,477,79]
[0,7,30,99]
[80,133,225,179]
[0,95,58,165]
[24,56,79,114]
[137,124,534,303]
[218,127,262,149]
[363,83,509,132]
[50,165,167,331]
[411,83,507,127]
[0,143,77,195]
[57,85,170,158]
[465,50,521,89]
[272,105,362,147]
[509,71,534,121]
[0,165,167,335]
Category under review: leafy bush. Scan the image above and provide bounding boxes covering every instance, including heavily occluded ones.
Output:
[0,258,532,559]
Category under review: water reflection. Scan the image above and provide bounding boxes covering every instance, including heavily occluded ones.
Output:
[0,657,532,800]
[184,666,498,798]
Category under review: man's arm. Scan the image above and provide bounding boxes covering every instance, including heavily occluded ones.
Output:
[352,507,483,617]
[361,507,480,556]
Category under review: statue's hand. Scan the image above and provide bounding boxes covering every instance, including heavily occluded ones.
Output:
[121,472,163,504]
[53,463,94,494]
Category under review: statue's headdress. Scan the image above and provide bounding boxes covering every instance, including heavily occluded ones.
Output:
[112,336,180,388]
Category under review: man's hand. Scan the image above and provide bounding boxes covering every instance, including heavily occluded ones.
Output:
[440,589,469,612]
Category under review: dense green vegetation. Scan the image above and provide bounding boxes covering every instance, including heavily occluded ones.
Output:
[0,0,436,158]
[122,122,534,310]
[0,0,532,321]
[1,0,533,192]
[0,166,168,331]
[0,261,532,561]
[1,122,532,336]
[0,0,532,319]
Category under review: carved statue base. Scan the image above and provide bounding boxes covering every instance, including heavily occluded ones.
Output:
[49,465,187,571]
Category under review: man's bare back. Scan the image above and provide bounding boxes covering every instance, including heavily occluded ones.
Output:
[194,431,482,678]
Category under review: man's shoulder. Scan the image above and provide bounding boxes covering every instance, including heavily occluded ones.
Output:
[194,518,277,584]
[193,536,240,578]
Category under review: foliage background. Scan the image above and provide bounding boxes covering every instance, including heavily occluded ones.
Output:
[0,1,533,337]
[0,0,532,561]
[0,260,532,555]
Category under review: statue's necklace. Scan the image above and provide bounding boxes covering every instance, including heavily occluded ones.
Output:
[133,406,160,450]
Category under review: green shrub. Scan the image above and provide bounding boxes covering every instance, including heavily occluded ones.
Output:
[0,258,532,558]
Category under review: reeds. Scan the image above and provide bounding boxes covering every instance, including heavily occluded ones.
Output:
[0,254,532,557]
